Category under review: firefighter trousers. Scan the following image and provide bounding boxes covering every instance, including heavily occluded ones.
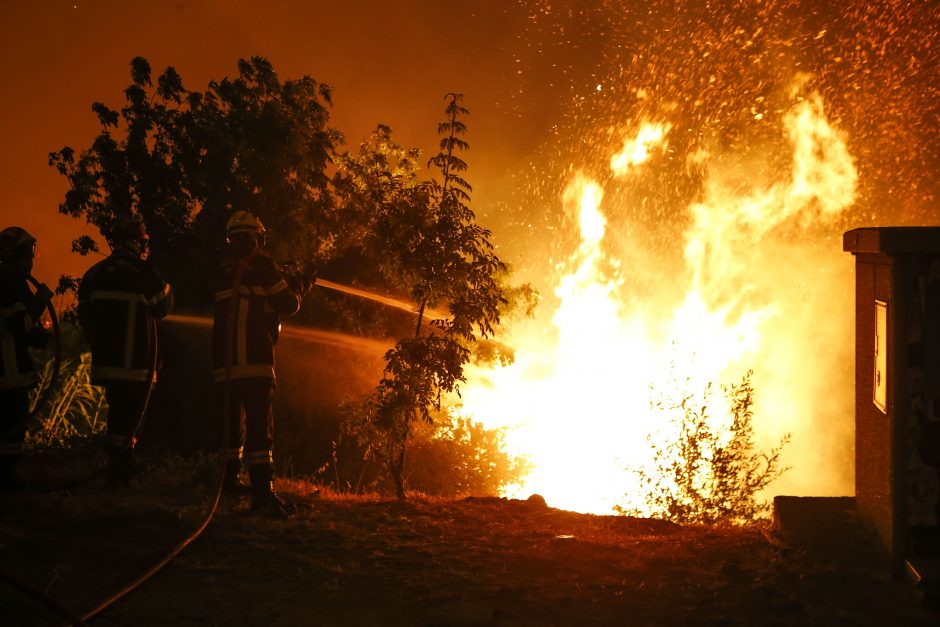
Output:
[217,377,275,481]
[100,380,149,451]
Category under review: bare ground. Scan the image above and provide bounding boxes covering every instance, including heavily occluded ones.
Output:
[0,454,937,627]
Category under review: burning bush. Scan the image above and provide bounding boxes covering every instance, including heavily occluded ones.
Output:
[406,410,531,497]
[618,370,789,525]
[339,405,529,498]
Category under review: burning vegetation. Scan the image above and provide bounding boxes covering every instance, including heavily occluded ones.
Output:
[23,0,940,525]
[453,78,857,516]
[447,0,938,516]
[6,3,940,625]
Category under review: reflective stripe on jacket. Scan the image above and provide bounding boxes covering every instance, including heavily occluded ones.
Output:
[211,251,300,382]
[78,250,173,384]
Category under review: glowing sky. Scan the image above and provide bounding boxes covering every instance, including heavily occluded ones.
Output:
[2,1,936,286]
[0,1,567,282]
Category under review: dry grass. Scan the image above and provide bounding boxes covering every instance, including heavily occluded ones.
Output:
[26,322,107,449]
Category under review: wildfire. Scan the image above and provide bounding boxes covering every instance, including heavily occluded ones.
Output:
[609,121,672,176]
[458,84,857,515]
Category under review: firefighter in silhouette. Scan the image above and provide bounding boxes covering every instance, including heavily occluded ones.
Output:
[78,215,173,487]
[213,211,310,517]
[0,227,52,491]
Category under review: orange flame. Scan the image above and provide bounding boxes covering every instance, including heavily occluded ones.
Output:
[459,86,857,514]
[610,121,672,175]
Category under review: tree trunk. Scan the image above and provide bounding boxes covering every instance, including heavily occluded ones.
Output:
[414,298,426,338]
[392,443,406,501]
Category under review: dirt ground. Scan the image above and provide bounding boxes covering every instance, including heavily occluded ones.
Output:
[1,456,937,627]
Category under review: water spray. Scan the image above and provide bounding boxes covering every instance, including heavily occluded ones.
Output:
[314,277,450,321]
[280,256,449,322]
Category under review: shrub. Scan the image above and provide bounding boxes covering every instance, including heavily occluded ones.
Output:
[347,95,510,500]
[25,322,107,449]
[618,370,789,524]
[404,408,531,497]
[338,404,529,498]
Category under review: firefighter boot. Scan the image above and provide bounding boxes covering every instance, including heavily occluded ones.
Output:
[249,464,294,519]
[222,461,250,496]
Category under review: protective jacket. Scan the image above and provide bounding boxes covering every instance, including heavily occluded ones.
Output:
[211,250,301,382]
[0,263,48,390]
[78,249,173,384]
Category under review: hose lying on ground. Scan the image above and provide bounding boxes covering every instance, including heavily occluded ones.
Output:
[0,567,88,627]
[1,257,252,623]
[77,251,258,622]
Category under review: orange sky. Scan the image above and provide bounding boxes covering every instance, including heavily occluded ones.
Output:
[0,0,567,283]
[4,1,936,288]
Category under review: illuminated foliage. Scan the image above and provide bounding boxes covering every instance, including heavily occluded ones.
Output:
[404,408,531,497]
[319,125,426,335]
[619,371,789,525]
[26,322,107,449]
[344,96,512,500]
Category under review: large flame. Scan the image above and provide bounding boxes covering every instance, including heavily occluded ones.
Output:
[610,121,672,176]
[459,86,857,514]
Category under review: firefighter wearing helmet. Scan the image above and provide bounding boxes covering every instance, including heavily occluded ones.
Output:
[0,227,53,490]
[212,210,311,517]
[77,214,173,487]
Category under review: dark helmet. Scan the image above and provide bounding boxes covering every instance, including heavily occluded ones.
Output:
[108,214,147,242]
[0,226,37,265]
[107,215,149,254]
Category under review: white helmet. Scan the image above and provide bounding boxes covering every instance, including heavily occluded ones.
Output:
[226,211,266,247]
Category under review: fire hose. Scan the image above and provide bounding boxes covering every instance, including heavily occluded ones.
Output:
[0,287,174,622]
[76,270,415,621]
[0,568,87,626]
[77,251,258,622]
[1,266,402,622]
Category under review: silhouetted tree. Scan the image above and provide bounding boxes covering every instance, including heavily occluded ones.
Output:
[50,64,535,494]
[49,56,341,308]
[345,95,510,500]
